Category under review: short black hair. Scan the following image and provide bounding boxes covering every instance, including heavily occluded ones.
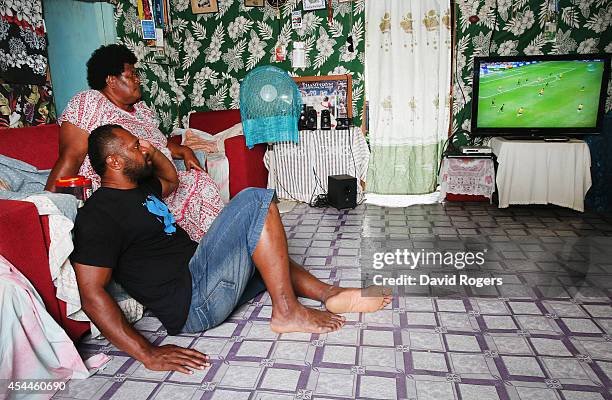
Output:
[88,124,124,176]
[86,44,138,90]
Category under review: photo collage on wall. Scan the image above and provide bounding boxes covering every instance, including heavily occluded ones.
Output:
[297,77,350,115]
[138,0,171,45]
[296,77,351,129]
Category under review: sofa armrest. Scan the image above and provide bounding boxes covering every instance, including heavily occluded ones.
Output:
[0,200,62,320]
[0,199,90,341]
[224,136,268,198]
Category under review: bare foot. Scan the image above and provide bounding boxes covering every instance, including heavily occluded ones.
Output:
[270,305,346,334]
[324,286,393,314]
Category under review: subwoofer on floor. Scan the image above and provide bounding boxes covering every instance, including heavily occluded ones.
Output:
[328,174,357,210]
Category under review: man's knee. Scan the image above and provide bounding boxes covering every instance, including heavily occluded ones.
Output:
[233,188,275,208]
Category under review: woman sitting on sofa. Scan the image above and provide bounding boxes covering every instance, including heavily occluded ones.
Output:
[45,44,222,241]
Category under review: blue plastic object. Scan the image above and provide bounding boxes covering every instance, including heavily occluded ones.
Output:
[239,66,302,149]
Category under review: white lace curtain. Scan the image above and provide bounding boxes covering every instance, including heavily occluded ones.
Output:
[366,0,452,194]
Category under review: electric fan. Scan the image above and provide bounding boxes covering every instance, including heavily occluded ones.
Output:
[239,65,302,148]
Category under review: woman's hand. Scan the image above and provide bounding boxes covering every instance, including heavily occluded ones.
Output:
[183,129,219,153]
[182,146,204,172]
[167,139,204,172]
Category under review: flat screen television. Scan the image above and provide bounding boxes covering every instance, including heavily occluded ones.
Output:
[470,54,610,136]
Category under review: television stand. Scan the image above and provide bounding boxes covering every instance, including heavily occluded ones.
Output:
[490,137,591,212]
[542,136,570,142]
[502,135,542,141]
[502,135,570,142]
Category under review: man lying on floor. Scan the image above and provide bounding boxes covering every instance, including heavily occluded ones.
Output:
[71,124,391,374]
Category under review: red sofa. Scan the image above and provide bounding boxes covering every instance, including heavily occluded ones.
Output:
[0,124,90,341]
[0,112,267,341]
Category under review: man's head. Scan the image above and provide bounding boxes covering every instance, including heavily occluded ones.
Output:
[89,124,153,182]
[87,44,141,103]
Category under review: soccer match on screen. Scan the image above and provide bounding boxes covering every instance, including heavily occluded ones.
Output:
[476,60,605,129]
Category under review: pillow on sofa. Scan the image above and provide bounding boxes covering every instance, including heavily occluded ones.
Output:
[0,154,49,193]
[173,127,236,203]
[183,129,219,153]
[180,123,244,154]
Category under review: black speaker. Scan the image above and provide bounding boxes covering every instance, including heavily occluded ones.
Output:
[298,104,308,130]
[306,106,317,130]
[336,117,351,130]
[320,109,331,130]
[328,174,357,210]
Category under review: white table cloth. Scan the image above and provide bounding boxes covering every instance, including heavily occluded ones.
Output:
[264,128,369,203]
[439,157,495,199]
[490,137,591,212]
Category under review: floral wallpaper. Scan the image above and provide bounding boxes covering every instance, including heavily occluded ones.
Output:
[0,82,56,127]
[451,0,611,142]
[114,0,365,133]
[0,0,55,128]
[0,0,47,84]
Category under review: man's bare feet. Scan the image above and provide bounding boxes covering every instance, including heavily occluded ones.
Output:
[270,305,346,334]
[324,286,393,314]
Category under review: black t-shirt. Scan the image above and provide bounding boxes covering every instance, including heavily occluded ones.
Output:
[70,178,197,334]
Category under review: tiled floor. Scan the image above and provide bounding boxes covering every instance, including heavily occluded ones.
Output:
[56,202,612,400]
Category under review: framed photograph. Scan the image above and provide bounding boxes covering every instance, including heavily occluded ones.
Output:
[303,0,326,11]
[191,0,218,14]
[244,0,264,7]
[294,75,353,127]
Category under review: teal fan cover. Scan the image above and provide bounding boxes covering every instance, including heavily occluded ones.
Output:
[239,66,302,149]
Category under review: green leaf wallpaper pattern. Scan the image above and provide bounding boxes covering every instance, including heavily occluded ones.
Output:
[452,0,612,143]
[114,0,365,134]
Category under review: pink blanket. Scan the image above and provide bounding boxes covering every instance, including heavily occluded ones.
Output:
[0,255,89,399]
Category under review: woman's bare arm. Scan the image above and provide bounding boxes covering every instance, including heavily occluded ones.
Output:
[45,122,89,191]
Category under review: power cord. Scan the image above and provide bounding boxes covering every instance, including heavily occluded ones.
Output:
[269,145,305,204]
[310,193,329,208]
[438,1,474,175]
[346,125,366,205]
[272,128,364,209]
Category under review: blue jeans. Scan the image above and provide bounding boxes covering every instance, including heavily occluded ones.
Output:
[182,188,275,333]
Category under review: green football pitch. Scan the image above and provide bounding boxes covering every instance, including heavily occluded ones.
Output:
[476,61,604,129]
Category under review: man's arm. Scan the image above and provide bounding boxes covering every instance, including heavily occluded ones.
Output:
[73,262,209,373]
[45,122,88,192]
[139,140,179,197]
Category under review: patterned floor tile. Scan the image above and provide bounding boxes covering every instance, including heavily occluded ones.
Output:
[259,368,301,391]
[444,334,481,352]
[362,329,395,346]
[502,355,545,377]
[359,375,398,399]
[412,379,455,400]
[458,383,501,400]
[412,351,448,371]
[313,370,356,397]
[529,338,572,356]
